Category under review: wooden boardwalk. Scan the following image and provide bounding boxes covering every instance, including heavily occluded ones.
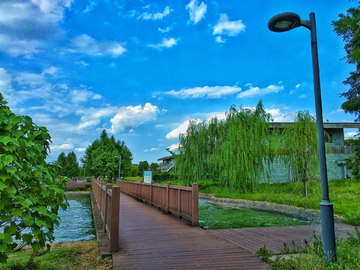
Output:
[111,193,356,270]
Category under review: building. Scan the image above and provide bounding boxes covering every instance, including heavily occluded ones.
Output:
[267,122,360,182]
[157,156,175,172]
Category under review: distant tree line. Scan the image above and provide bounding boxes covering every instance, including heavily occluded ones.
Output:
[56,151,80,178]
[80,130,133,182]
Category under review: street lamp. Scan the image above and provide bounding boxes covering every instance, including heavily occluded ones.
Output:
[268,12,336,262]
[115,155,121,180]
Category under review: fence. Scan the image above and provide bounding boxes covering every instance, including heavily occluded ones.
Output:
[327,145,359,154]
[116,180,199,226]
[92,179,120,252]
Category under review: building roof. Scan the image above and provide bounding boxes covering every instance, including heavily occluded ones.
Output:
[157,155,173,161]
[269,122,360,129]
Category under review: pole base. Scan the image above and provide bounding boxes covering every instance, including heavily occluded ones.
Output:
[320,200,336,262]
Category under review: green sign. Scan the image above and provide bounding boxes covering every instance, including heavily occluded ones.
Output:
[143,170,152,183]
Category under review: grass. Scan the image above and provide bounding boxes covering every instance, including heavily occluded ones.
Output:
[199,198,315,229]
[0,240,112,270]
[257,227,360,269]
[0,241,111,270]
[198,179,360,226]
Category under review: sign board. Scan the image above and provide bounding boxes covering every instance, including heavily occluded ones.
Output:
[143,170,153,183]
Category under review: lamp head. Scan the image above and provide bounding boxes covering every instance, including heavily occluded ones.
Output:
[268,12,301,32]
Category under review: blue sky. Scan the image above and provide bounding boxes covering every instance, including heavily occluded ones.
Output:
[0,0,359,165]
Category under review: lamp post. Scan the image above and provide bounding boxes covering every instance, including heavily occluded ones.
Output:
[268,12,336,262]
[115,155,121,180]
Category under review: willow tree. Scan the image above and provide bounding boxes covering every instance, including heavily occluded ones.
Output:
[280,111,319,197]
[177,100,276,192]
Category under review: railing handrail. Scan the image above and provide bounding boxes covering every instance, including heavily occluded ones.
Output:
[91,179,120,252]
[116,180,198,226]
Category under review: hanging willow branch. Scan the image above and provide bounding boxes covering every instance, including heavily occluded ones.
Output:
[177,100,276,193]
[280,111,319,196]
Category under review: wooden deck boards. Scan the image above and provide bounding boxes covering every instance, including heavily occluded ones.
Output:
[113,194,270,269]
[111,193,356,269]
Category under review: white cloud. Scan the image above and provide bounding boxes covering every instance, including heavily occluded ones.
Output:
[299,95,306,98]
[185,0,207,24]
[77,106,119,130]
[215,36,226,43]
[167,143,181,151]
[158,23,176,33]
[143,147,160,152]
[71,34,126,57]
[148,38,178,50]
[0,68,17,105]
[51,143,74,150]
[296,84,301,89]
[75,148,87,152]
[237,84,283,98]
[109,103,159,133]
[164,86,242,99]
[83,0,97,13]
[0,0,73,57]
[213,14,245,38]
[75,61,89,67]
[345,132,359,139]
[69,89,100,103]
[138,6,172,20]
[166,119,202,139]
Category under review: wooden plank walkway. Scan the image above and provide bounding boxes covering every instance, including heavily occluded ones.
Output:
[113,193,269,269]
[112,193,356,270]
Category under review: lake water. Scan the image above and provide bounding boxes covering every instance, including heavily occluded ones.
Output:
[53,193,95,242]
[199,198,317,230]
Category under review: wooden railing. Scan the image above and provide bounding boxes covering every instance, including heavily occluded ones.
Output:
[92,179,120,252]
[116,180,199,226]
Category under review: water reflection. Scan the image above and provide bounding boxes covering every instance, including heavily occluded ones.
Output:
[54,193,95,242]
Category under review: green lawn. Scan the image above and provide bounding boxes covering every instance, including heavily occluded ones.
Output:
[198,179,360,226]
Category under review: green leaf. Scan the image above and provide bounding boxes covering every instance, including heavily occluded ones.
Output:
[5,184,16,195]
[35,219,47,227]
[11,208,22,217]
[0,182,7,191]
[5,166,16,174]
[4,222,18,235]
[22,234,33,243]
[21,199,33,209]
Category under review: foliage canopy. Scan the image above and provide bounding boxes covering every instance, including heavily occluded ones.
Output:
[176,100,275,192]
[0,93,68,263]
[138,161,149,176]
[80,130,132,181]
[332,3,360,120]
[279,111,319,196]
[56,151,79,178]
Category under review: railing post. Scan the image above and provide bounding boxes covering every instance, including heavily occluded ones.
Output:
[150,181,154,206]
[109,186,120,252]
[192,183,199,226]
[103,184,112,233]
[178,189,181,219]
[166,182,171,214]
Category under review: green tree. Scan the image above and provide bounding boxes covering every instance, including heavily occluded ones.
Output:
[80,130,133,181]
[56,152,67,176]
[64,151,79,178]
[138,161,149,176]
[332,4,360,120]
[150,162,159,171]
[0,93,68,263]
[56,151,79,178]
[130,165,138,177]
[176,100,275,192]
[279,111,319,197]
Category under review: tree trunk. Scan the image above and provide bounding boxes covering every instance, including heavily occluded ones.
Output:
[303,178,308,198]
